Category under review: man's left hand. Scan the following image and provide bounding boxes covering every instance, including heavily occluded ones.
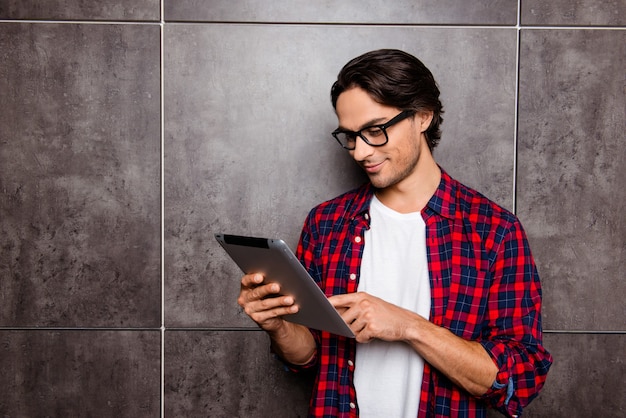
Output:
[329,292,422,343]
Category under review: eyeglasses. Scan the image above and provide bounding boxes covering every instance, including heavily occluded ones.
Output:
[331,110,414,150]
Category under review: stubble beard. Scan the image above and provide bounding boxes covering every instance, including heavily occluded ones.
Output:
[367,135,422,190]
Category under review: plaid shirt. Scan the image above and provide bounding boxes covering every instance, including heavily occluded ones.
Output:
[293,169,552,418]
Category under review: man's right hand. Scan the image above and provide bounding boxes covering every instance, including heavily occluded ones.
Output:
[237,273,317,365]
[237,273,299,333]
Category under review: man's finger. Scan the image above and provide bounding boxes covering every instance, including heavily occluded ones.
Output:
[328,293,357,308]
[241,273,264,287]
[248,282,281,302]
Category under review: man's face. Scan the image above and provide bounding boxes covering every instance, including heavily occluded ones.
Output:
[334,87,430,191]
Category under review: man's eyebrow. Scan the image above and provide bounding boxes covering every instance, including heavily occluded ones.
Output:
[336,116,388,132]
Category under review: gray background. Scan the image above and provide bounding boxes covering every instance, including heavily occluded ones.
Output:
[0,1,624,417]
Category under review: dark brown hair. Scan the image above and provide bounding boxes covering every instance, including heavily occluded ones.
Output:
[331,49,444,151]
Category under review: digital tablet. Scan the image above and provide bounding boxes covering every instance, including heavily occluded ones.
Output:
[215,233,355,338]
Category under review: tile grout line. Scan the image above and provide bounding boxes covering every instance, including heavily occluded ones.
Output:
[2,327,620,333]
[160,1,166,416]
[0,19,624,31]
[512,0,522,215]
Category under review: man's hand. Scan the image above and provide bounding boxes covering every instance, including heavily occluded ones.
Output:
[237,273,299,333]
[237,273,317,365]
[329,291,419,343]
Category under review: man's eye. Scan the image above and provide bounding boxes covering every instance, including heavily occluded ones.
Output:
[364,127,384,137]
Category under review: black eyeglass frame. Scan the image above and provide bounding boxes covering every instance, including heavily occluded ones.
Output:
[331,110,415,150]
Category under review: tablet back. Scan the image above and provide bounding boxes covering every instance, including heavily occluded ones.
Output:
[215,233,354,338]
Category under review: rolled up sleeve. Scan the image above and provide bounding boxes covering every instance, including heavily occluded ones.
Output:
[478,222,553,417]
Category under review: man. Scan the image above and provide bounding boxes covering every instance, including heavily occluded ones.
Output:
[238,49,552,417]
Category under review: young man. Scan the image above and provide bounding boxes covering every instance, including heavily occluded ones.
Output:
[238,49,552,417]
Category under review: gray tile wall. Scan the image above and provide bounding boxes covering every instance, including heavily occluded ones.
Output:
[0,1,624,417]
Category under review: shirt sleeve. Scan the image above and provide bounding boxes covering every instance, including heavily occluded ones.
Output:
[478,220,553,417]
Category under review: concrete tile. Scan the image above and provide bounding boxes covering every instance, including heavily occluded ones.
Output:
[164,330,313,417]
[517,29,626,331]
[163,24,518,327]
[522,333,625,417]
[0,0,159,20]
[522,0,626,26]
[0,23,161,327]
[164,0,516,24]
[0,330,161,417]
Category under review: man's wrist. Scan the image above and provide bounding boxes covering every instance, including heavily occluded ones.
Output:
[269,322,316,365]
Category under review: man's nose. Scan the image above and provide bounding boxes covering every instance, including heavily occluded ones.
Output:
[351,135,375,161]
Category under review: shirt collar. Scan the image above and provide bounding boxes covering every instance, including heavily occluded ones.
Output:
[347,167,458,221]
[346,182,375,223]
[425,168,457,220]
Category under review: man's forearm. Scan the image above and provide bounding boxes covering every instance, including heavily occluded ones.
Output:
[404,315,498,396]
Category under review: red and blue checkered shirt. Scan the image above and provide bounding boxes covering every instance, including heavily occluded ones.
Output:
[292,169,552,417]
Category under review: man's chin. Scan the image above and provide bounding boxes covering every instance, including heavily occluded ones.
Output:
[367,174,393,190]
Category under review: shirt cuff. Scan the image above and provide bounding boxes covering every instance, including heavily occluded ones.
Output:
[273,350,318,372]
[479,340,520,416]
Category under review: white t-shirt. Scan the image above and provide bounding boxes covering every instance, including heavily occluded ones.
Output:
[354,195,431,418]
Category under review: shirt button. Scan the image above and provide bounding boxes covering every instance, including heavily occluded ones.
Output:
[350,402,356,409]
[349,273,356,281]
[364,213,369,220]
[354,236,362,243]
[348,360,354,367]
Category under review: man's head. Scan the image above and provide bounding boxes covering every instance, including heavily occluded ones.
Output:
[331,49,444,151]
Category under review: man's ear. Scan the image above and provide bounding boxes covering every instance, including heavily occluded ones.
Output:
[415,111,434,133]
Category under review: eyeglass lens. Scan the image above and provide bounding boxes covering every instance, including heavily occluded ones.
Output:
[335,126,387,149]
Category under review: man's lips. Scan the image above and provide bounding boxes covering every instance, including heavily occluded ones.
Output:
[361,161,385,174]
